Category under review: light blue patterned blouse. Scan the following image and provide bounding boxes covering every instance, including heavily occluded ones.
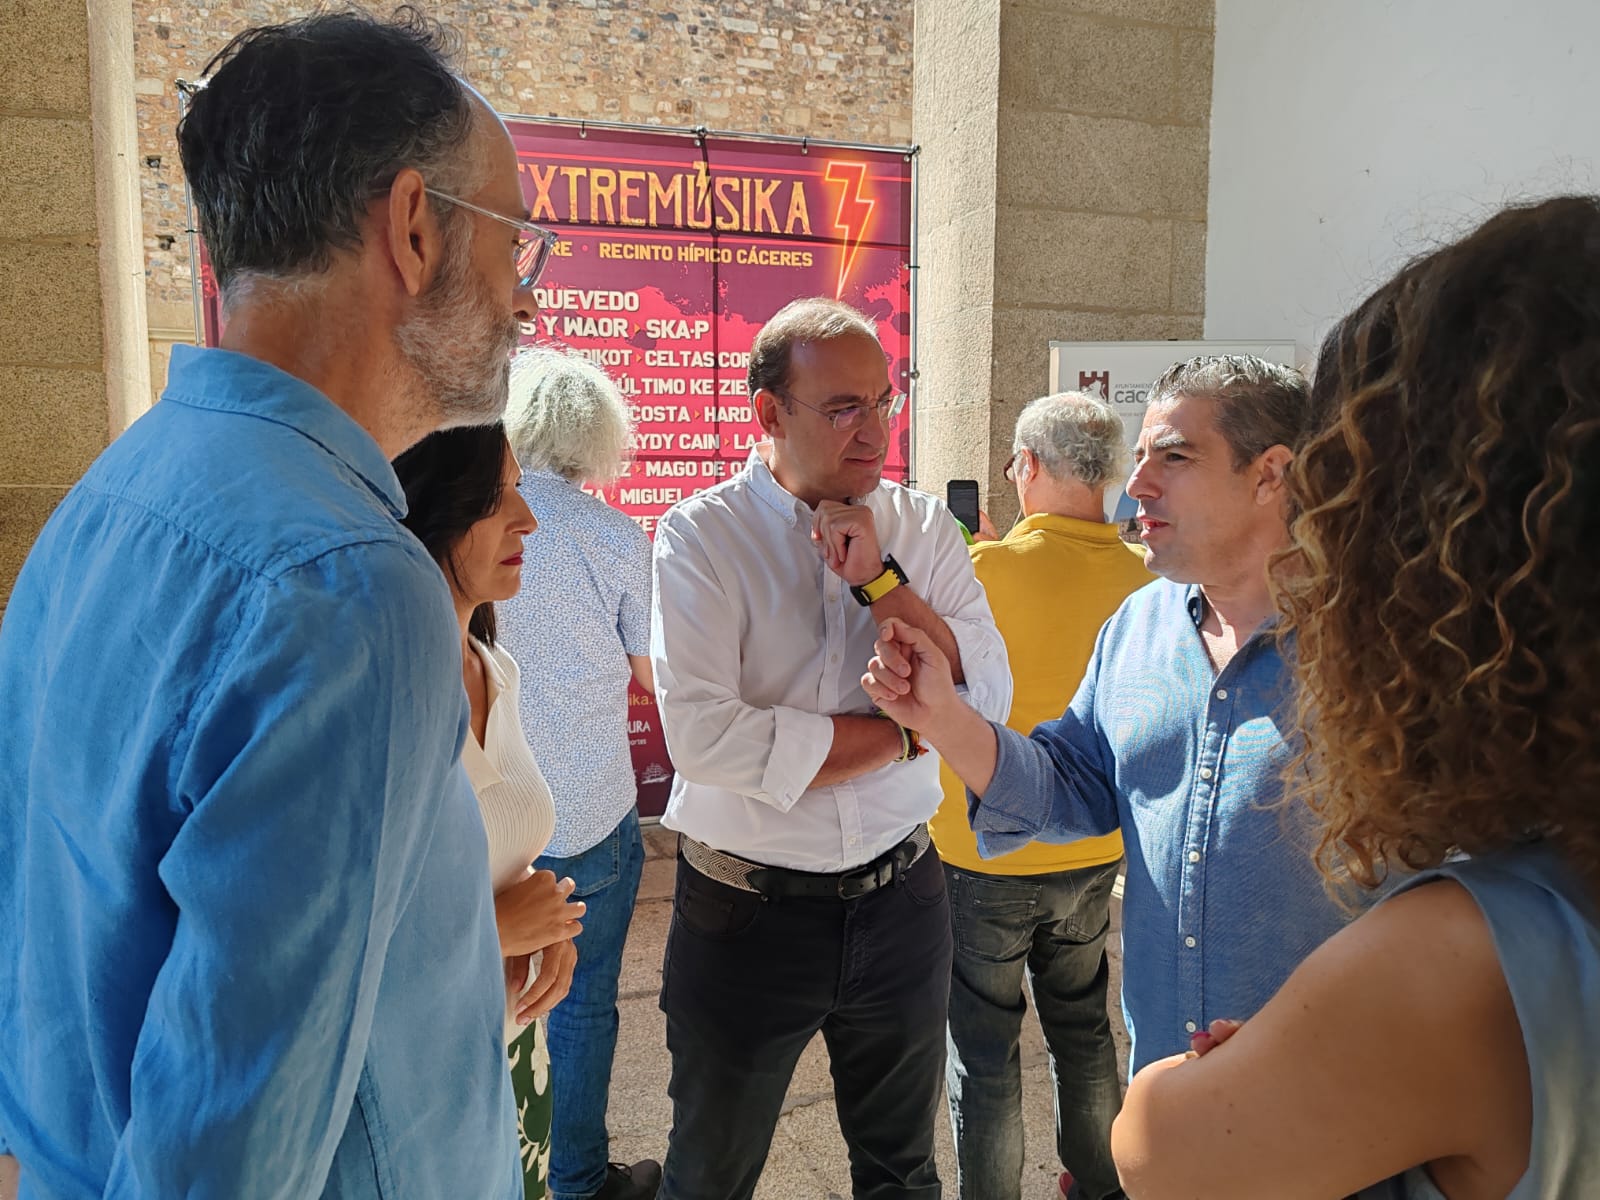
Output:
[497,469,653,858]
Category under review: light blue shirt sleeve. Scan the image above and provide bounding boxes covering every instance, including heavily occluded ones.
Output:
[614,516,654,657]
[102,548,469,1198]
[969,621,1121,857]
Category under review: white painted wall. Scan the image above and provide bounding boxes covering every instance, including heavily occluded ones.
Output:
[1205,0,1600,359]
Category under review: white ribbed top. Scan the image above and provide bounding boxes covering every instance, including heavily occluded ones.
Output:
[460,638,556,891]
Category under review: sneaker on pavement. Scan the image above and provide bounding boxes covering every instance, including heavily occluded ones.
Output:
[592,1159,661,1200]
[1058,1170,1074,1199]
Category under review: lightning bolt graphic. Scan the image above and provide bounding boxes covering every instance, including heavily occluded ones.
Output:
[823,160,875,298]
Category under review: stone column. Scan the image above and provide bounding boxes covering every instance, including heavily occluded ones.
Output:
[0,0,150,607]
[913,0,1213,525]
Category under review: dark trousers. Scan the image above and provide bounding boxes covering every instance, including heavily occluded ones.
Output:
[658,846,954,1200]
[944,861,1125,1200]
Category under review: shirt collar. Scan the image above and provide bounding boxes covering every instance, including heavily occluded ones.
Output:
[744,444,809,527]
[1185,583,1284,640]
[1009,512,1124,542]
[161,344,408,518]
[744,444,888,527]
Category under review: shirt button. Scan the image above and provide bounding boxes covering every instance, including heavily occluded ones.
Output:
[848,837,858,845]
[1184,935,1197,948]
[1188,850,1201,863]
[829,654,839,664]
[1185,1020,1197,1033]
[1198,766,1214,781]
[1216,688,1228,700]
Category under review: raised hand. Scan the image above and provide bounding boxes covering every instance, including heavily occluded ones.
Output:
[862,617,960,731]
[811,500,884,586]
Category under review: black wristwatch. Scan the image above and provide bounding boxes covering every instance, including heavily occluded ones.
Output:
[850,554,908,606]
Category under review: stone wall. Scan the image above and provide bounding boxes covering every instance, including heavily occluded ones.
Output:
[914,0,1213,522]
[132,1,914,395]
[0,0,149,605]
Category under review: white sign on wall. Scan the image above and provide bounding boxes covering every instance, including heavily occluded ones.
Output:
[1048,340,1301,520]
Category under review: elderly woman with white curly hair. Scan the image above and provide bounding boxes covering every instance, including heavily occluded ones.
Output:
[497,346,660,1200]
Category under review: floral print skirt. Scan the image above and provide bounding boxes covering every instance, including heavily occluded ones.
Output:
[508,1017,553,1198]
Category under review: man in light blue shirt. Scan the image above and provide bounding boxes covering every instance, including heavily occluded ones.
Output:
[0,12,541,1197]
[865,356,1354,1085]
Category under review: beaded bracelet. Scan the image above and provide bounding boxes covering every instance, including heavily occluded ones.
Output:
[875,709,926,763]
[893,721,925,763]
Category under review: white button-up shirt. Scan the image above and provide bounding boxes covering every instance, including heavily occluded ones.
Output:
[651,448,1011,871]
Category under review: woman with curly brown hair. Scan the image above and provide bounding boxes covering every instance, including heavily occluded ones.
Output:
[1110,196,1600,1199]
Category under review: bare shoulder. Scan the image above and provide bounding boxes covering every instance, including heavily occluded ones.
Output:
[1384,876,1517,1002]
[1331,878,1531,1195]
[1311,878,1519,1066]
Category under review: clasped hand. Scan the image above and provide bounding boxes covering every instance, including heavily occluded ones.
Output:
[495,867,585,959]
[504,939,578,1025]
[861,617,961,731]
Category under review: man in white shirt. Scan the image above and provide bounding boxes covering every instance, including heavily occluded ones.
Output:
[650,297,1011,1200]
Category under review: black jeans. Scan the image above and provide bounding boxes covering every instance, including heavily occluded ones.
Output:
[658,846,954,1200]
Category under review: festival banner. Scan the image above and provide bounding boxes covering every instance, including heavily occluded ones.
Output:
[510,120,915,815]
[195,118,918,817]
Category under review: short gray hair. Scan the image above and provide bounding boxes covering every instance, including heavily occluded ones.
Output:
[504,346,634,485]
[1148,355,1312,469]
[748,297,880,399]
[1013,391,1126,491]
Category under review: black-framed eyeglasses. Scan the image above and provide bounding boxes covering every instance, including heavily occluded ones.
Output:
[1003,448,1037,482]
[424,187,560,289]
[772,388,907,432]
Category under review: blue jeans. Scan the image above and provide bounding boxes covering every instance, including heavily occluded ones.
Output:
[944,860,1125,1200]
[534,809,646,1200]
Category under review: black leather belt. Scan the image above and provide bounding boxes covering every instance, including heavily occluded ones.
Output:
[681,825,932,901]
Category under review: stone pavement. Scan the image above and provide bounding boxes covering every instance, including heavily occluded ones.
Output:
[598,825,1130,1199]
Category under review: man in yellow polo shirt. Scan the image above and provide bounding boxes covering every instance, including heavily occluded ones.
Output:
[930,391,1151,1200]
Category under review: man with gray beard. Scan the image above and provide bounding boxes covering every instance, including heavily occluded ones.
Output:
[0,11,546,1198]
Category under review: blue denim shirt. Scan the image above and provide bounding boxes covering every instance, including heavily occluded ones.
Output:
[972,579,1353,1072]
[0,346,519,1198]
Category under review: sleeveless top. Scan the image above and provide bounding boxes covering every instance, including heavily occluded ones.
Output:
[460,638,559,1046]
[1356,842,1600,1198]
[461,638,556,892]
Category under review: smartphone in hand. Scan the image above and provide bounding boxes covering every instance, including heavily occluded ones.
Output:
[946,478,981,534]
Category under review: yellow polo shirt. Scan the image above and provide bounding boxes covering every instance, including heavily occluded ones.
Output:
[930,513,1152,875]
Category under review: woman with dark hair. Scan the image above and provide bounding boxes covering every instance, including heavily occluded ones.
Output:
[394,423,582,1199]
[1110,196,1600,1198]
